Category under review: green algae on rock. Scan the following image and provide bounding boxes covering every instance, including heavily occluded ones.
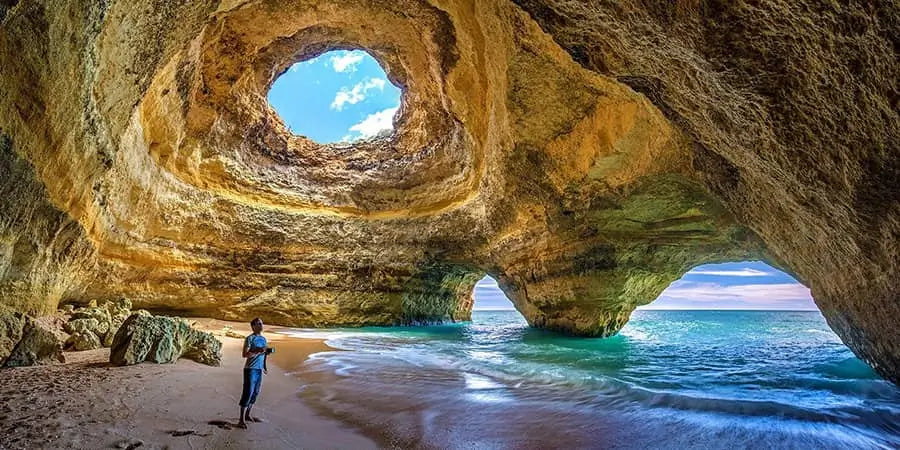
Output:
[110,314,222,366]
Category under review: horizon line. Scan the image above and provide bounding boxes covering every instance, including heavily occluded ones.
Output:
[473,308,820,312]
[635,308,819,311]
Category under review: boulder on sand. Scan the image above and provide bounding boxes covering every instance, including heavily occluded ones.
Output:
[110,314,222,366]
[3,317,65,367]
[67,330,103,351]
[60,298,136,348]
[0,306,26,362]
[64,318,100,335]
[70,306,111,335]
[103,298,133,347]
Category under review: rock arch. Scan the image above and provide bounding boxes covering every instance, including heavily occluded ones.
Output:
[0,0,896,384]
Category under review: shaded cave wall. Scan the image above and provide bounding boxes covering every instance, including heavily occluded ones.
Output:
[511,0,899,380]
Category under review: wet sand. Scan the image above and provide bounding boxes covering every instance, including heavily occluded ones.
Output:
[0,319,377,449]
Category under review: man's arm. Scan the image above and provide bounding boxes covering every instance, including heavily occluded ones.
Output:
[241,338,265,358]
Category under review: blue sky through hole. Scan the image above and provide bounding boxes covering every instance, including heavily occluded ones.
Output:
[267,50,401,143]
[473,261,815,311]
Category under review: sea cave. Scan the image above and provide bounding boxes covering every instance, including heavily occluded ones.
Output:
[0,0,897,447]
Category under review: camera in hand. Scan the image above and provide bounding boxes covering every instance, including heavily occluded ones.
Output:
[251,345,273,355]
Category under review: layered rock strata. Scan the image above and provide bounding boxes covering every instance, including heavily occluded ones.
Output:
[0,1,896,381]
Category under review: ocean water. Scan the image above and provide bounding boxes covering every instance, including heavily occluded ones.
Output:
[281,310,900,449]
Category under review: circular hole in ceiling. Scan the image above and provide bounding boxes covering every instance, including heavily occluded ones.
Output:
[267,50,402,144]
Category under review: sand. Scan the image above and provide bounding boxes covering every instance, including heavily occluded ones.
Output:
[0,319,377,450]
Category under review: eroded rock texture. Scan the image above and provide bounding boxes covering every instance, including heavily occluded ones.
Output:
[0,1,896,381]
[110,314,222,366]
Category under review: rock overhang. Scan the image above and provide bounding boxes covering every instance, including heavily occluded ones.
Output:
[0,0,776,326]
[136,0,475,217]
[0,0,897,383]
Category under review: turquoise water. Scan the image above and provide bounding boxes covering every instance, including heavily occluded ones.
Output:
[283,310,900,449]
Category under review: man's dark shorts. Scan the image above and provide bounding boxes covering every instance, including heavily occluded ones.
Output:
[239,368,263,407]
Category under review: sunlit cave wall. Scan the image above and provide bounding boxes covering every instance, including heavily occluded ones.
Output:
[0,133,97,316]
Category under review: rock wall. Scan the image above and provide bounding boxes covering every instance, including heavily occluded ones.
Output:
[510,0,899,380]
[0,133,97,315]
[0,1,896,382]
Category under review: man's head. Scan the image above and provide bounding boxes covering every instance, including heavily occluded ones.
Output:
[250,317,263,333]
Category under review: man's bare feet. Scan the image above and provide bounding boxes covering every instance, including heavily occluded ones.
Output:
[236,421,248,429]
[248,416,264,423]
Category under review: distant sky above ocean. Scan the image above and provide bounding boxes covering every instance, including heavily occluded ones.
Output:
[267,50,401,143]
[474,261,815,311]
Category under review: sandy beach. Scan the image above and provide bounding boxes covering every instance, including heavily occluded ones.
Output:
[0,319,377,450]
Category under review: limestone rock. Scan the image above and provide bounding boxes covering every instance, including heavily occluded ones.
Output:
[71,307,111,335]
[61,299,134,347]
[64,318,99,335]
[3,317,65,367]
[0,306,26,362]
[110,314,222,366]
[102,298,133,347]
[221,326,245,340]
[67,331,103,351]
[103,313,130,348]
[0,0,896,384]
[107,298,132,316]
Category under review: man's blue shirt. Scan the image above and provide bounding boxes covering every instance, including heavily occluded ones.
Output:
[244,334,267,369]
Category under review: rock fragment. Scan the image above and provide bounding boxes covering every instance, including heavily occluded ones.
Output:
[110,314,222,366]
[67,330,102,351]
[0,306,26,362]
[3,317,65,367]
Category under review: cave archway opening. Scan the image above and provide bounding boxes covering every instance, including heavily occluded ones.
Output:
[469,274,528,325]
[472,275,515,311]
[638,260,815,311]
[615,260,886,390]
[267,49,402,144]
[624,260,851,352]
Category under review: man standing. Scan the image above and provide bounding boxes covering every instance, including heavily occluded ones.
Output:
[238,317,270,428]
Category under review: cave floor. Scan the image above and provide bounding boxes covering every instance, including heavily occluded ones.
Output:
[0,322,375,450]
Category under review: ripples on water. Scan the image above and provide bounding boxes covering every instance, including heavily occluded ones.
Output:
[281,310,900,449]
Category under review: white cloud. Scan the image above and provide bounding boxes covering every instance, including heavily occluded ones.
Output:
[330,78,387,111]
[330,52,365,73]
[654,281,812,306]
[347,106,398,139]
[475,277,499,289]
[689,268,771,277]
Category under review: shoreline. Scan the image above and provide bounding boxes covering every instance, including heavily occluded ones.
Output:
[0,318,377,449]
[263,311,900,449]
[4,312,897,449]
